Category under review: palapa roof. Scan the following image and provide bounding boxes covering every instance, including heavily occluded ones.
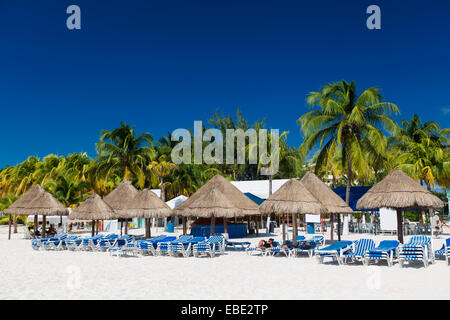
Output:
[69,194,117,220]
[4,185,45,215]
[103,180,139,218]
[259,178,325,215]
[6,185,68,216]
[356,170,444,210]
[129,189,172,218]
[175,188,240,218]
[174,174,259,217]
[300,172,354,214]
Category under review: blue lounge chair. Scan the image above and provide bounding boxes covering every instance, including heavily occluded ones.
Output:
[106,234,135,255]
[169,236,206,257]
[96,234,121,251]
[399,235,434,268]
[315,241,353,265]
[32,233,67,250]
[156,235,194,256]
[136,235,174,256]
[193,235,225,258]
[435,238,450,265]
[80,234,104,251]
[225,240,251,250]
[42,234,77,251]
[364,240,400,267]
[342,239,376,264]
[290,236,325,258]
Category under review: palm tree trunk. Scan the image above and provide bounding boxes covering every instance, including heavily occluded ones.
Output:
[160,177,165,202]
[343,149,352,242]
[269,175,273,195]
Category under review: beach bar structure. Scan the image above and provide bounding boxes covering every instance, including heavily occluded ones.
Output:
[69,193,117,236]
[174,174,260,237]
[357,170,444,243]
[4,185,68,239]
[259,177,326,244]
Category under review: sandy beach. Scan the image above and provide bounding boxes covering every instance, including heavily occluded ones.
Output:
[1,225,449,300]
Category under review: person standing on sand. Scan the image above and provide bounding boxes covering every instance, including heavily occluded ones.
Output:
[431,212,442,238]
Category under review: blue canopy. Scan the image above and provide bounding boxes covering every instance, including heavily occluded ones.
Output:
[244,192,265,205]
[332,186,372,211]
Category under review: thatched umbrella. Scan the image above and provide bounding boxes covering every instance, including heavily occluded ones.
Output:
[260,178,326,244]
[175,188,240,235]
[129,189,172,238]
[69,194,117,236]
[357,170,444,243]
[5,185,68,238]
[103,180,139,235]
[175,174,259,235]
[300,172,353,242]
[4,185,45,237]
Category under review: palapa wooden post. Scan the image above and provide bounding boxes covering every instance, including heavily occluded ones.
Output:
[282,214,286,241]
[210,215,215,236]
[397,208,404,244]
[330,213,334,243]
[337,213,341,241]
[42,215,47,238]
[223,218,228,234]
[145,218,151,238]
[8,214,12,240]
[124,220,128,235]
[91,220,95,237]
[292,213,298,245]
[182,217,187,235]
[33,215,38,234]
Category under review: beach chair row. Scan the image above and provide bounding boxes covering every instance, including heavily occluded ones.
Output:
[31,233,227,258]
[247,235,450,268]
[118,235,226,258]
[31,233,136,252]
[316,236,448,268]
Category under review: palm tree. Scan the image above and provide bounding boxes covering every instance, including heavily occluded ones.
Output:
[148,155,177,202]
[299,80,399,239]
[96,122,156,188]
[299,80,399,202]
[391,114,449,189]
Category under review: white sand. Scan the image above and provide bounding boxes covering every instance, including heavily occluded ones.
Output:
[1,225,449,300]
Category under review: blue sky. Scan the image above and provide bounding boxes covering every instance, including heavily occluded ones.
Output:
[0,0,449,168]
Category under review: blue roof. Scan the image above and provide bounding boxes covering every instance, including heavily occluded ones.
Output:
[244,192,265,205]
[332,186,372,211]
